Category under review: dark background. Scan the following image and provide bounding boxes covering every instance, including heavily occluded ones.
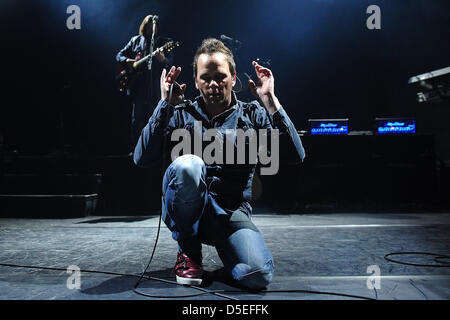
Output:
[0,0,449,215]
[1,0,449,159]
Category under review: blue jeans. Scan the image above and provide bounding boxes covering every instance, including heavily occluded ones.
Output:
[131,99,151,149]
[161,154,274,290]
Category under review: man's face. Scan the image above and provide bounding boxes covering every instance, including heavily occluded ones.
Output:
[195,52,236,109]
[145,21,158,38]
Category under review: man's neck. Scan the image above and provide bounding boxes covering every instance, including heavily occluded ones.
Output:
[202,95,236,119]
[206,104,228,119]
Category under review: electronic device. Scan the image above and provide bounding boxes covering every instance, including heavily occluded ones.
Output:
[375,118,416,135]
[308,119,349,135]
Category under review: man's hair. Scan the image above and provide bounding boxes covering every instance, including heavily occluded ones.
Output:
[193,38,236,78]
[139,15,158,37]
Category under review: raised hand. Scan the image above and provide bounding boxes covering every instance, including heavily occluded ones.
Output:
[248,61,281,114]
[160,66,187,105]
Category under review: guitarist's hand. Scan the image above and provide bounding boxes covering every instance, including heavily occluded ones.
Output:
[155,48,165,63]
[125,59,136,72]
[161,66,187,106]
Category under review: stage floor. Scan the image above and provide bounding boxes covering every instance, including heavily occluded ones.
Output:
[1,212,449,300]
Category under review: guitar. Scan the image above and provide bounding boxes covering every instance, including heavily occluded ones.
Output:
[116,40,179,92]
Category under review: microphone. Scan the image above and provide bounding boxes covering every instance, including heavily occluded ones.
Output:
[152,15,159,21]
[220,34,241,46]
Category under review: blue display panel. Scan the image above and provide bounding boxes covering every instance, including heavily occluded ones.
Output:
[376,118,415,134]
[309,119,349,135]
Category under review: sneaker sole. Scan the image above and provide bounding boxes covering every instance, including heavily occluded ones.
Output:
[176,275,203,286]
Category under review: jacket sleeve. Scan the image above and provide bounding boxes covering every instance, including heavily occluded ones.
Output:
[116,37,135,66]
[133,99,177,167]
[255,102,306,164]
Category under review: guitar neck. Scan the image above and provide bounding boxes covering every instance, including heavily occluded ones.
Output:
[134,46,163,68]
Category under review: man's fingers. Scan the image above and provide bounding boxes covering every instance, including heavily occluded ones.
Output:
[253,61,265,73]
[257,67,271,78]
[171,67,181,82]
[161,68,167,83]
[248,79,258,97]
[252,61,272,78]
[166,66,175,82]
[180,83,187,94]
[166,66,182,83]
[170,81,187,95]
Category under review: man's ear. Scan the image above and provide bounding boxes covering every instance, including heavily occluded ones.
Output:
[195,77,199,90]
[232,72,237,87]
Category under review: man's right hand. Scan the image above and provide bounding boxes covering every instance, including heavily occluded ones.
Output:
[160,66,187,105]
[125,59,136,72]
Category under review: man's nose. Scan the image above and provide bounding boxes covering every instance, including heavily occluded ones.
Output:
[208,80,219,88]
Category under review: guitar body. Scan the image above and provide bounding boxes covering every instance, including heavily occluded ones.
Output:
[116,52,142,93]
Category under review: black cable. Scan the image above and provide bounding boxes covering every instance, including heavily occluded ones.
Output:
[384,252,450,268]
[128,82,237,300]
[435,256,450,264]
[0,261,377,300]
[0,83,384,301]
[130,82,174,296]
[121,79,375,300]
[220,289,376,300]
[129,208,236,300]
[0,261,234,299]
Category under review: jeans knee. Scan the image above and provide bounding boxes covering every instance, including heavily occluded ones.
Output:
[172,154,205,186]
[231,259,274,291]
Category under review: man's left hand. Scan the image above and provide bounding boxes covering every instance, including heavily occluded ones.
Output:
[155,48,165,63]
[248,61,281,114]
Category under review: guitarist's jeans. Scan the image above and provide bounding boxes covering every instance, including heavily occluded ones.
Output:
[130,70,160,150]
[161,154,274,290]
[131,98,152,150]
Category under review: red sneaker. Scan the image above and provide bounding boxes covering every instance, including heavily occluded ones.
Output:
[174,251,203,286]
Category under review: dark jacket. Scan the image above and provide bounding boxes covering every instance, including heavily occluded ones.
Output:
[134,95,306,215]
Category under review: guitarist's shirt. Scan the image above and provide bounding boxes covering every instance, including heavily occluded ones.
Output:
[133,94,306,217]
[116,35,174,105]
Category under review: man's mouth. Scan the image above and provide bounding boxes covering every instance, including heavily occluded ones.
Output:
[208,92,222,99]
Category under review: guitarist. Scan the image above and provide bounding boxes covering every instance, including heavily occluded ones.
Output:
[116,14,174,152]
